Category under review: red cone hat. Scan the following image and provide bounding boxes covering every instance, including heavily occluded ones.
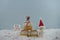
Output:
[39,18,44,27]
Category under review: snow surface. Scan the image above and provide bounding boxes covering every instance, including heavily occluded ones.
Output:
[0,29,60,40]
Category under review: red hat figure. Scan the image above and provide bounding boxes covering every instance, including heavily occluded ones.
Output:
[38,18,44,37]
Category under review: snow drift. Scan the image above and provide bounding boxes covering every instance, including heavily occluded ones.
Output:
[0,29,60,40]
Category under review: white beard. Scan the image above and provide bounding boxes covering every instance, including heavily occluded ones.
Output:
[37,26,45,37]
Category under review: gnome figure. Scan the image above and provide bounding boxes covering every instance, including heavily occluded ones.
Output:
[38,18,44,37]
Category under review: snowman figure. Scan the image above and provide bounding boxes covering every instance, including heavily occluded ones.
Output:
[13,24,21,31]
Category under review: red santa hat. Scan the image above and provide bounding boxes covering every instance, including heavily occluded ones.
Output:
[39,18,44,27]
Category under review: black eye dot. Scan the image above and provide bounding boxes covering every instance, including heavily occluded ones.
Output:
[56,37,58,39]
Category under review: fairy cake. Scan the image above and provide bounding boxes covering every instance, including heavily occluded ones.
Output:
[20,16,38,37]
